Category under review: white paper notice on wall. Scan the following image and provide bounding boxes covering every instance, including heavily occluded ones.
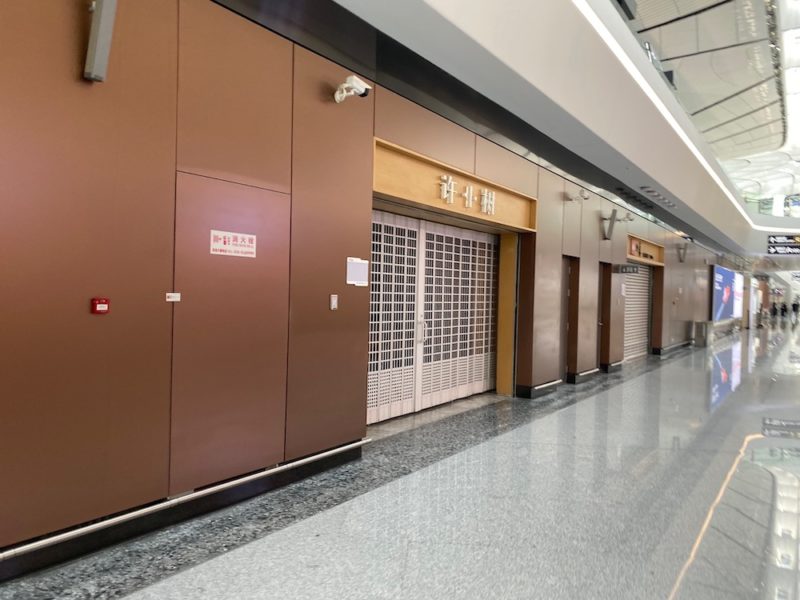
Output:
[346,257,369,286]
[621,283,627,297]
[210,229,256,258]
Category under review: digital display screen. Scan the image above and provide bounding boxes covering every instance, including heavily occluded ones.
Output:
[712,265,742,321]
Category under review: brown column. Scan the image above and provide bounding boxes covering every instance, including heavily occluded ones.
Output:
[285,48,374,461]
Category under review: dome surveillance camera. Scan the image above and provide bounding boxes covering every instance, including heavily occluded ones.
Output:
[334,75,372,103]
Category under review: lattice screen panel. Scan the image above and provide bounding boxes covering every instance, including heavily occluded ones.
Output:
[420,223,498,410]
[367,212,419,424]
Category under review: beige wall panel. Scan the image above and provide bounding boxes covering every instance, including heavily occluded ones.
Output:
[598,198,613,263]
[562,180,582,257]
[532,169,566,386]
[475,137,539,197]
[576,193,601,373]
[627,213,650,239]
[608,272,625,364]
[375,87,476,172]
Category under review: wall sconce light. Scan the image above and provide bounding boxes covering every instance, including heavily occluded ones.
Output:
[565,189,590,202]
[84,0,118,82]
[677,243,688,263]
[600,210,634,240]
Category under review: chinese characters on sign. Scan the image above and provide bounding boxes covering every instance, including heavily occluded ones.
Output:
[767,235,800,255]
[210,229,257,258]
[439,174,496,215]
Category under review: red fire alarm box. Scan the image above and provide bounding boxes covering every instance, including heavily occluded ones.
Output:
[91,297,110,315]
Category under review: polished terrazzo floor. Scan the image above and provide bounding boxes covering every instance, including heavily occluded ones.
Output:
[3,325,800,599]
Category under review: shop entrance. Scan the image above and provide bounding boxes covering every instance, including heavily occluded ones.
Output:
[367,210,499,424]
[623,264,652,361]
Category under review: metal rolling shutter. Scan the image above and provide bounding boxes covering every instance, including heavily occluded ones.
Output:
[624,265,651,361]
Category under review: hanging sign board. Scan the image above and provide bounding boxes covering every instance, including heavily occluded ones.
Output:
[767,235,800,255]
[210,229,256,258]
[613,264,640,274]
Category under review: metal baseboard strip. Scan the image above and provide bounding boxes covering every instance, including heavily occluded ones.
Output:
[534,379,563,390]
[580,368,600,376]
[0,438,371,561]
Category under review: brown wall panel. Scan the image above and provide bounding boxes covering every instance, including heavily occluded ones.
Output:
[0,1,177,547]
[170,173,289,494]
[531,169,565,386]
[599,263,611,365]
[562,181,582,257]
[574,193,601,374]
[375,87,476,172]
[177,0,292,192]
[475,137,538,197]
[566,258,581,374]
[651,267,665,349]
[516,234,536,389]
[286,48,374,460]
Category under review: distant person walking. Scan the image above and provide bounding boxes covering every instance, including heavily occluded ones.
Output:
[793,298,799,323]
[781,302,788,319]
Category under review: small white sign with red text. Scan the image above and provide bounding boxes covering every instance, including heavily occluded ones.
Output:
[210,229,256,258]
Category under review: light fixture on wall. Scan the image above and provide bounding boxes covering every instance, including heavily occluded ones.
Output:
[84,0,118,82]
[677,243,688,263]
[564,188,590,202]
[600,209,634,240]
[334,75,372,103]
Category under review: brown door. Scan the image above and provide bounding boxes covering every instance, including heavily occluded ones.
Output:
[561,256,577,379]
[170,172,290,495]
[598,262,612,368]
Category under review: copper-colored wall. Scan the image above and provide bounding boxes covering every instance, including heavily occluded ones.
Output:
[285,48,374,460]
[169,0,294,494]
[0,1,177,547]
[529,169,566,386]
[177,0,292,192]
[375,87,476,172]
[170,173,290,494]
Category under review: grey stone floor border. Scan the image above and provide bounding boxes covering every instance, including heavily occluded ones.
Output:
[0,348,694,600]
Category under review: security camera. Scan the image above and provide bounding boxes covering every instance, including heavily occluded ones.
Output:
[334,75,372,103]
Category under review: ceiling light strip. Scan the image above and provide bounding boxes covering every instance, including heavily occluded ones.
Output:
[570,0,800,234]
